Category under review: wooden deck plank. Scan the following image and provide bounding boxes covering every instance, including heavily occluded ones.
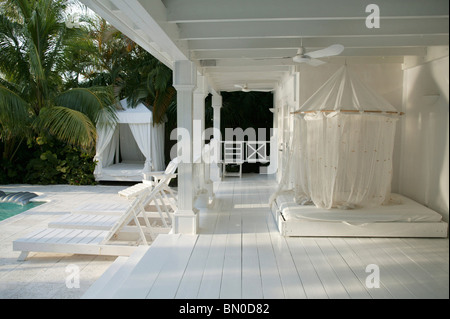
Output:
[268,232,307,299]
[329,238,393,299]
[344,238,417,299]
[175,234,214,299]
[196,181,234,299]
[256,231,285,298]
[371,238,448,299]
[220,179,243,298]
[196,215,228,298]
[314,238,372,299]
[358,238,439,299]
[301,237,350,299]
[241,205,264,299]
[396,239,449,281]
[146,235,198,299]
[241,230,263,299]
[112,234,180,299]
[220,211,242,299]
[285,237,329,299]
[175,183,225,298]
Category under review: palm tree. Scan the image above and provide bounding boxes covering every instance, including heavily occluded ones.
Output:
[0,0,115,161]
[81,17,175,125]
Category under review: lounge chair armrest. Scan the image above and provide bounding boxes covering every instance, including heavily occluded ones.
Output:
[151,172,177,181]
[150,170,165,175]
[150,172,166,179]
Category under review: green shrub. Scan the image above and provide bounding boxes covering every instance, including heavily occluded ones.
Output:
[22,136,97,185]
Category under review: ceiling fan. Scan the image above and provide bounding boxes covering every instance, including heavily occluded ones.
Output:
[292,44,344,66]
[234,84,273,93]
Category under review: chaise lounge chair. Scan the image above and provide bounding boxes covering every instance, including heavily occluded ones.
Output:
[48,176,175,231]
[118,157,180,199]
[12,181,171,261]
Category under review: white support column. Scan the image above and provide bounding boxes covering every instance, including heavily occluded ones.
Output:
[193,75,207,194]
[211,94,223,181]
[173,60,197,234]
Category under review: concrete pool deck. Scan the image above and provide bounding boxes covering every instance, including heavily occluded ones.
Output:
[0,184,131,299]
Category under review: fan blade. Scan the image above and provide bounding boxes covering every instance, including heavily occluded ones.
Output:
[252,89,274,92]
[307,44,344,59]
[306,58,326,67]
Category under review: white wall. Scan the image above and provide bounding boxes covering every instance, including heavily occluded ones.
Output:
[274,70,299,182]
[400,50,449,222]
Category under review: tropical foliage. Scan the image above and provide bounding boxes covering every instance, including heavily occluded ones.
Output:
[80,16,175,125]
[0,0,273,184]
[0,0,115,183]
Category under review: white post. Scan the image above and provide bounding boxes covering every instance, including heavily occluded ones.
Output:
[193,75,207,193]
[173,60,198,234]
[211,94,222,181]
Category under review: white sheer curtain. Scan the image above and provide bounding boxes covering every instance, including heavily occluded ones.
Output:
[128,123,152,173]
[94,122,117,176]
[151,123,165,171]
[292,115,312,205]
[303,112,398,209]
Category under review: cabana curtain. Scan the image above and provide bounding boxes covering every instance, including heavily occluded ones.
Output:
[93,122,116,176]
[128,123,153,172]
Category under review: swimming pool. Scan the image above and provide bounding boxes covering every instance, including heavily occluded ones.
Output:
[0,202,44,222]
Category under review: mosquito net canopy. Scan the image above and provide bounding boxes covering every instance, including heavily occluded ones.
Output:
[281,66,400,209]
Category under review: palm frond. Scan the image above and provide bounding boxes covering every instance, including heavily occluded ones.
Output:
[153,85,175,124]
[36,106,96,149]
[54,86,116,125]
[0,14,30,86]
[0,83,30,136]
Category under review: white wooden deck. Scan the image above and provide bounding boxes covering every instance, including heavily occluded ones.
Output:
[83,174,449,299]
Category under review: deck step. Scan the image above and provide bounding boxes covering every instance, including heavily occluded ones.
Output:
[82,256,128,299]
[82,245,150,299]
[82,234,198,299]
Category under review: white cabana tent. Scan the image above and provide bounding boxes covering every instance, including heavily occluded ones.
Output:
[94,99,165,182]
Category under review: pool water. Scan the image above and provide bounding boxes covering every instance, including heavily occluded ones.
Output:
[0,202,44,222]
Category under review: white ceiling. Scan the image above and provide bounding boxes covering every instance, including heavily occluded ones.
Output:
[81,0,449,93]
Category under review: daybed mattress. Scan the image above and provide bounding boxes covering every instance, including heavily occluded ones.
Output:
[96,162,145,181]
[101,162,144,177]
[275,193,443,224]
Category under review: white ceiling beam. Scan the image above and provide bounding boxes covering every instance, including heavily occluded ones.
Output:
[214,80,279,88]
[203,56,404,68]
[204,66,291,73]
[193,49,293,60]
[109,0,188,62]
[192,47,426,60]
[164,0,449,22]
[208,71,286,78]
[201,58,297,67]
[212,78,280,84]
[188,35,449,51]
[177,18,449,40]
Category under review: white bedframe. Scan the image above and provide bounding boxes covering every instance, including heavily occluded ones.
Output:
[96,162,145,182]
[271,192,448,238]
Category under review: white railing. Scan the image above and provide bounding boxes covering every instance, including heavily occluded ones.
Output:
[220,141,271,178]
[221,141,270,164]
